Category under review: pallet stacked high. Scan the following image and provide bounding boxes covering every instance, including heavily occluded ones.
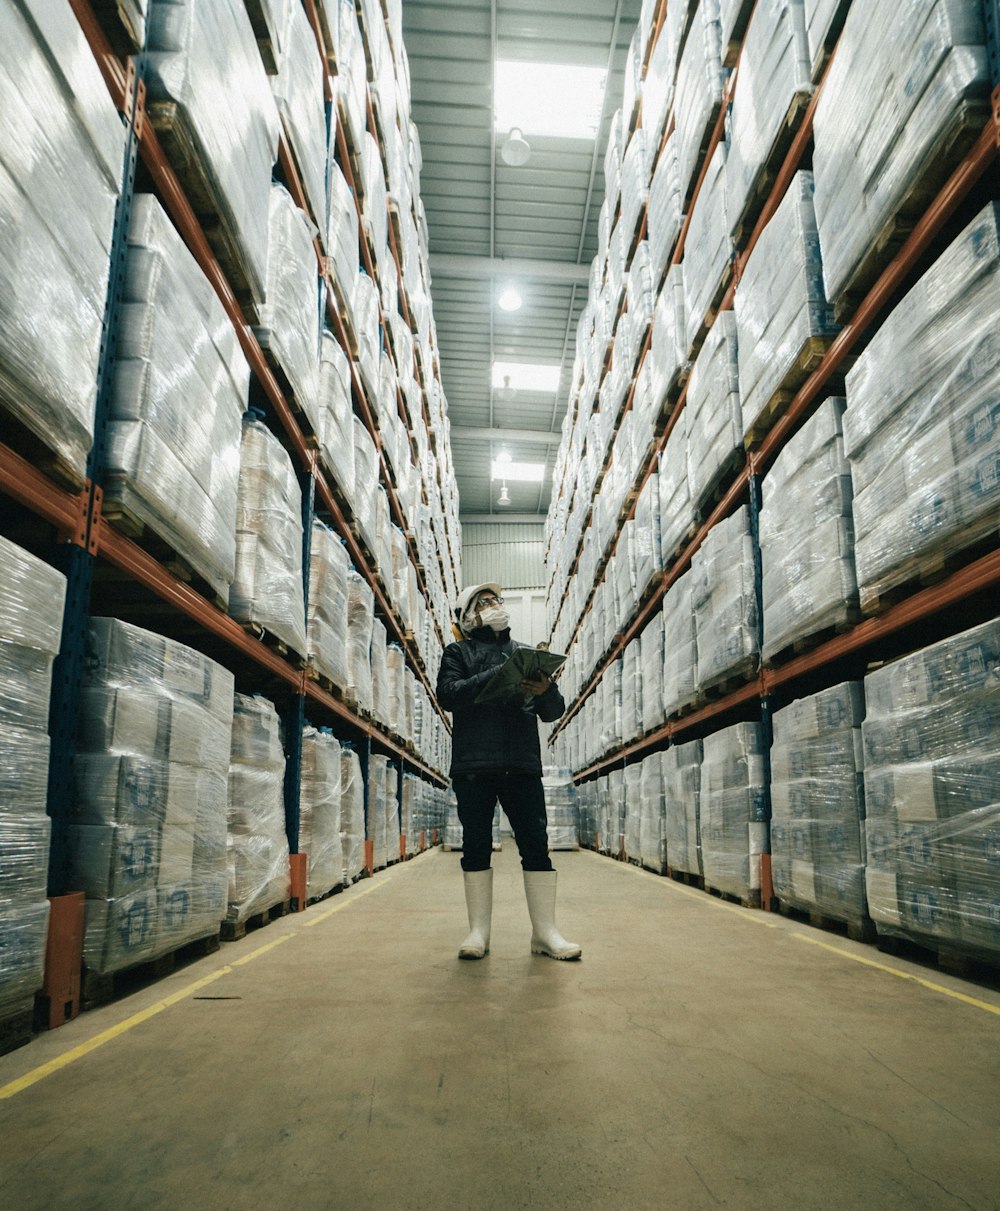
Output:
[543,0,999,966]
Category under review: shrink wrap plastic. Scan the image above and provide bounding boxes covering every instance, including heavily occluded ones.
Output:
[370,618,389,726]
[639,753,667,873]
[386,644,407,739]
[641,613,667,735]
[658,412,695,566]
[146,0,280,307]
[651,266,688,414]
[318,332,356,500]
[803,0,849,79]
[620,129,650,252]
[352,417,379,552]
[108,195,247,599]
[842,202,1000,612]
[701,721,768,898]
[256,185,321,436]
[307,520,351,690]
[633,474,661,600]
[624,763,643,861]
[0,536,65,1006]
[346,571,375,713]
[812,0,990,304]
[226,694,290,923]
[725,0,811,235]
[271,0,327,227]
[355,273,381,404]
[444,800,463,850]
[770,681,866,925]
[72,618,234,975]
[299,728,342,899]
[673,0,726,204]
[359,133,389,259]
[621,640,642,744]
[683,141,732,352]
[0,0,124,479]
[692,505,759,692]
[648,138,683,295]
[760,397,858,659]
[340,745,365,883]
[327,159,359,314]
[862,619,1000,959]
[543,769,580,851]
[642,16,677,156]
[367,754,389,870]
[664,739,704,876]
[734,171,837,439]
[662,570,698,717]
[685,311,743,513]
[719,0,755,62]
[251,0,292,73]
[230,419,307,656]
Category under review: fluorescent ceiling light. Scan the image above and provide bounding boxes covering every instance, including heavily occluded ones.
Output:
[495,60,607,140]
[492,459,545,483]
[492,361,562,393]
[498,287,522,311]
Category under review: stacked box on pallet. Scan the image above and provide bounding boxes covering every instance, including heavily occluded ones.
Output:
[771,682,866,925]
[674,0,727,204]
[255,184,321,436]
[146,0,280,307]
[543,770,579,851]
[346,571,375,714]
[812,0,991,307]
[803,0,851,80]
[385,644,406,741]
[664,739,703,876]
[662,569,699,718]
[683,142,732,354]
[400,773,416,855]
[444,800,462,851]
[271,0,327,227]
[370,618,389,727]
[862,620,1000,961]
[226,695,290,924]
[692,505,759,694]
[641,613,667,736]
[843,202,1000,614]
[327,161,359,315]
[725,0,812,239]
[299,728,342,900]
[230,418,307,656]
[340,745,365,882]
[307,520,351,691]
[624,763,644,861]
[352,417,379,554]
[0,537,66,1015]
[735,172,838,443]
[643,24,678,171]
[367,754,389,869]
[107,195,248,600]
[639,752,667,873]
[621,639,642,744]
[700,721,769,900]
[385,762,399,863]
[0,0,124,479]
[651,265,688,417]
[354,273,381,406]
[686,312,743,516]
[317,333,355,502]
[658,411,695,566]
[760,397,858,661]
[71,619,233,975]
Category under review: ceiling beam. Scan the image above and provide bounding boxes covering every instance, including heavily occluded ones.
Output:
[450,426,561,446]
[460,514,547,526]
[430,253,592,284]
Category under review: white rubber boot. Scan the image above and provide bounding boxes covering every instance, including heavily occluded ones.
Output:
[458,868,493,959]
[523,871,582,960]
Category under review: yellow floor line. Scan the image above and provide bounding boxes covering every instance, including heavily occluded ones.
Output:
[0,873,399,1102]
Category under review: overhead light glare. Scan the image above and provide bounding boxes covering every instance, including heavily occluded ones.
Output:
[495,60,607,140]
[492,361,562,393]
[498,286,523,311]
[492,459,545,483]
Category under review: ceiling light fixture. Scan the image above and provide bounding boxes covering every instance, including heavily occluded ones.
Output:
[500,126,531,167]
[498,286,522,312]
[497,482,511,507]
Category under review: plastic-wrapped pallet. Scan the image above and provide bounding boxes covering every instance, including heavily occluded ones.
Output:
[770,682,866,926]
[255,184,321,436]
[700,721,769,900]
[370,618,389,727]
[346,571,375,713]
[624,763,644,861]
[812,0,991,306]
[226,695,289,924]
[719,0,755,63]
[385,645,406,739]
[307,520,351,691]
[641,613,667,736]
[621,639,642,744]
[642,14,678,156]
[683,141,732,353]
[662,569,699,717]
[339,744,365,883]
[145,0,280,306]
[270,0,326,225]
[651,265,688,416]
[230,418,307,655]
[543,769,579,850]
[862,619,1000,961]
[685,311,743,515]
[327,159,359,315]
[692,505,759,693]
[736,172,837,442]
[843,202,1000,613]
[673,0,727,205]
[317,332,355,501]
[71,619,233,976]
[354,273,381,404]
[359,133,389,260]
[760,397,858,660]
[367,754,390,869]
[335,4,367,153]
[725,0,811,237]
[664,739,703,876]
[352,417,379,553]
[659,418,695,570]
[0,0,125,480]
[639,752,667,873]
[620,128,650,255]
[298,728,342,900]
[803,0,850,79]
[400,773,416,855]
[107,195,247,599]
[0,536,66,1012]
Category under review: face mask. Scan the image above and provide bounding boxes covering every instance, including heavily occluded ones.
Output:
[468,604,509,635]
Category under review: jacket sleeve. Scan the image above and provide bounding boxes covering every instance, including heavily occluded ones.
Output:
[436,643,495,711]
[532,680,566,724]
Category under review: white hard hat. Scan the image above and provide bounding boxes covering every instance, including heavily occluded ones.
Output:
[454,583,503,620]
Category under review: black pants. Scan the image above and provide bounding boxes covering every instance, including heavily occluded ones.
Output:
[454,771,553,872]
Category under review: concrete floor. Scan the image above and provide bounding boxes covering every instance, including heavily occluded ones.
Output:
[1,846,998,1211]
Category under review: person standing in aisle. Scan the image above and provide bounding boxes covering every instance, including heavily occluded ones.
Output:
[436,583,581,962]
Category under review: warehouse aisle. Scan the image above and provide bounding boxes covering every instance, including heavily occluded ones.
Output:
[1,846,998,1211]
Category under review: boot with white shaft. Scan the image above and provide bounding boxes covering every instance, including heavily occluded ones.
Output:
[523,870,582,960]
[458,868,493,959]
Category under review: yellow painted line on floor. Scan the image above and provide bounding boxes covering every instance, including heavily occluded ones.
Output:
[791,932,1000,1019]
[0,873,401,1102]
[646,867,779,928]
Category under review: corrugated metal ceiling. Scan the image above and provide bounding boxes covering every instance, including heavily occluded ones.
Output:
[401,0,642,517]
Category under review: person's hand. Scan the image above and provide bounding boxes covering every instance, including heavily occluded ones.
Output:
[520,672,551,697]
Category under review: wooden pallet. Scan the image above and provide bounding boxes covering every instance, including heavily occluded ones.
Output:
[859,524,1000,618]
[0,398,88,494]
[699,664,759,702]
[221,899,292,943]
[743,336,838,449]
[90,0,144,55]
[241,621,307,668]
[243,0,281,73]
[306,883,345,908]
[762,609,861,668]
[0,998,35,1058]
[685,262,735,365]
[874,929,1000,981]
[777,899,876,944]
[82,932,221,1010]
[706,883,762,910]
[250,334,322,448]
[691,444,747,522]
[304,665,354,704]
[667,868,705,890]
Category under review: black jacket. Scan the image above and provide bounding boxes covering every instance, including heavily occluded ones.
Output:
[436,627,566,778]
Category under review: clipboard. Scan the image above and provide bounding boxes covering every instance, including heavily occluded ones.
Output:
[474,646,566,705]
